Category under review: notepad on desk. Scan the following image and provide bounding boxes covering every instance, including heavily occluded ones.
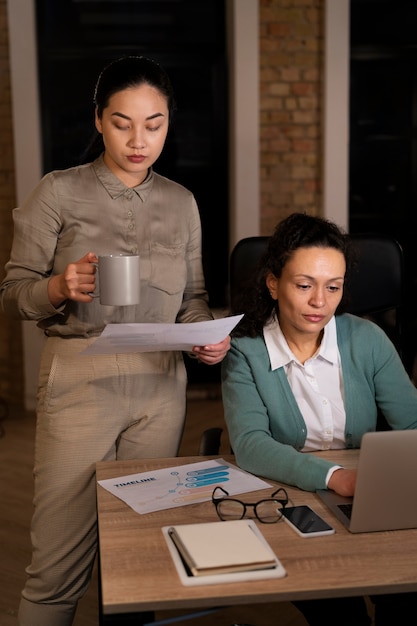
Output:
[162,520,287,586]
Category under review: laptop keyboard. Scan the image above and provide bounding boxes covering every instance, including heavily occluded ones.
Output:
[337,503,353,519]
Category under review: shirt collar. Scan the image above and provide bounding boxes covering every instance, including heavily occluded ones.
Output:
[92,154,154,202]
[264,313,339,370]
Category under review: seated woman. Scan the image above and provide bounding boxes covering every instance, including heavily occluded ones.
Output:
[221,212,417,626]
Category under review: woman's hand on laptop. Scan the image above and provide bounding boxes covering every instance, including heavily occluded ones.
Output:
[328,468,357,496]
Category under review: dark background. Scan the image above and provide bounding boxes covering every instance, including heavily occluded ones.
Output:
[349,0,417,370]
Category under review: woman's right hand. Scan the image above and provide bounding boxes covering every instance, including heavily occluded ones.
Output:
[327,467,357,497]
[47,252,98,307]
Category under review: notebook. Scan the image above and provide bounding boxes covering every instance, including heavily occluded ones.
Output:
[167,519,277,576]
[316,430,417,533]
[162,520,287,586]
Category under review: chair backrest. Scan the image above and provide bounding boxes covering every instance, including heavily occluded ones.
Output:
[346,234,404,358]
[229,233,405,359]
[198,427,223,456]
[229,235,270,313]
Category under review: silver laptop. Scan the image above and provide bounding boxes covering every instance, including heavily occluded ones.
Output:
[316,430,417,533]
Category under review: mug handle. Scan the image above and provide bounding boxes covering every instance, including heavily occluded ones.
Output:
[87,261,99,298]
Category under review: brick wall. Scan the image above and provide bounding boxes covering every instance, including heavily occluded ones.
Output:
[259,0,323,235]
[0,0,324,406]
[0,0,24,406]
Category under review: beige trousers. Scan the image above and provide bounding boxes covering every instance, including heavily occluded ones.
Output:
[19,336,187,626]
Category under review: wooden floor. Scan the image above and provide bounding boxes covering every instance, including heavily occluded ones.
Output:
[0,385,307,626]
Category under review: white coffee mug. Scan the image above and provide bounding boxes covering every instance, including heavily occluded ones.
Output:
[93,254,140,306]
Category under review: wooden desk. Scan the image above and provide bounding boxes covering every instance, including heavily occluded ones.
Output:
[96,452,417,620]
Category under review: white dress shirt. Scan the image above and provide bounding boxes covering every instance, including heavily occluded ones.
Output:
[264,314,345,482]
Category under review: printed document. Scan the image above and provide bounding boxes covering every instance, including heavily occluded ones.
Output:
[97,458,272,514]
[82,314,243,355]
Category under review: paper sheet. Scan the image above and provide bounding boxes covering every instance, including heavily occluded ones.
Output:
[82,314,243,355]
[97,458,273,514]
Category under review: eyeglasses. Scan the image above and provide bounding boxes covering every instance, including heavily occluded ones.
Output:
[212,486,288,524]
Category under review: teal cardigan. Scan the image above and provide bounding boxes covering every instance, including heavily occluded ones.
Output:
[221,314,417,491]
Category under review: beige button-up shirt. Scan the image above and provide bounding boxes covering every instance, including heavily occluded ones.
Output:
[1,155,212,337]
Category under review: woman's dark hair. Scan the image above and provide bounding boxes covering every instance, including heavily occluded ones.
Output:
[232,212,353,338]
[80,55,176,164]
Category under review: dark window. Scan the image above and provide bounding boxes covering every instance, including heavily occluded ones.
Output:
[349,0,417,371]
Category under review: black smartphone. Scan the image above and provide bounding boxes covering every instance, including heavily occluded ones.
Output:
[282,505,335,537]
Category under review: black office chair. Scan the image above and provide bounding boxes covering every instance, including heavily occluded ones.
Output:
[198,427,223,456]
[229,235,270,315]
[345,233,405,359]
[229,233,405,360]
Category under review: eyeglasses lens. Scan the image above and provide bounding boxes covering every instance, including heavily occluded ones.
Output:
[256,500,283,523]
[217,499,245,520]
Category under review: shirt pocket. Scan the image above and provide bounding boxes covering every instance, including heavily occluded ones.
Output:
[149,241,187,295]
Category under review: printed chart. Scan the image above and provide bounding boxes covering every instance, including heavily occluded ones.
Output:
[97,458,272,514]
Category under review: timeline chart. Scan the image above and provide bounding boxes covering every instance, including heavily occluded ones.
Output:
[97,458,272,514]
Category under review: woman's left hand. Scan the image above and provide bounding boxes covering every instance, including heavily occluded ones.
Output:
[191,335,231,365]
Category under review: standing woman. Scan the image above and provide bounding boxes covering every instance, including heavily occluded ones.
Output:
[1,56,229,626]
